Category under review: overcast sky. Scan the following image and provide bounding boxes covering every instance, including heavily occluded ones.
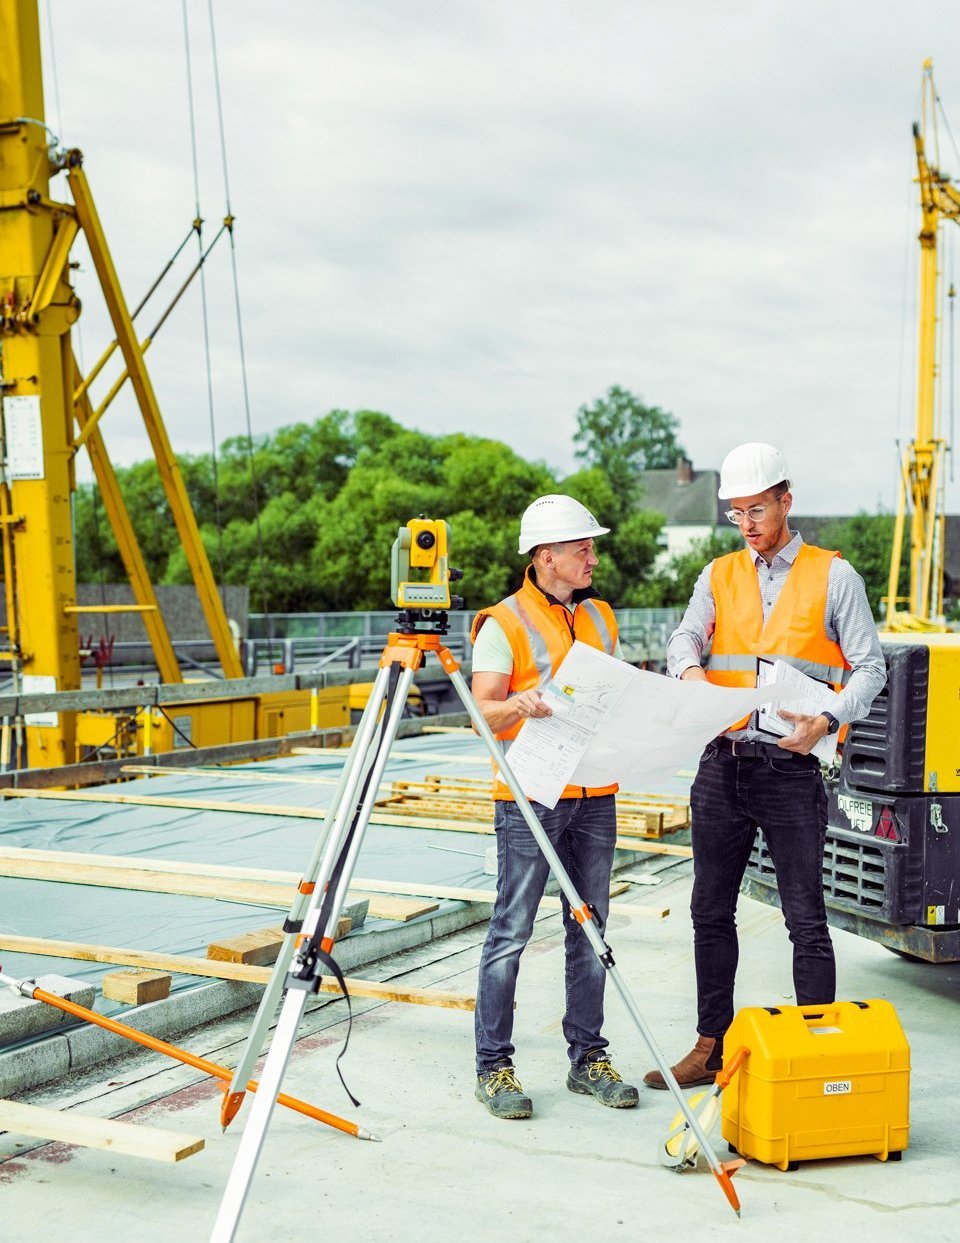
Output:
[40,1,960,515]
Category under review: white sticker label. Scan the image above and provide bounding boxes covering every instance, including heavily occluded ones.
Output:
[171,714,193,749]
[4,395,45,480]
[810,1026,843,1035]
[22,674,58,728]
[837,794,874,834]
[823,1080,852,1095]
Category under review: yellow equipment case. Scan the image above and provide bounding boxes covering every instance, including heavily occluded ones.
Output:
[721,1000,909,1170]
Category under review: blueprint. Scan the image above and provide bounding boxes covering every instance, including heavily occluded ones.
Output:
[502,642,803,807]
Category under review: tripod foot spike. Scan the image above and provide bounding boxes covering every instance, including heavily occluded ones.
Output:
[357,1126,382,1142]
[221,1091,246,1131]
[713,1159,745,1216]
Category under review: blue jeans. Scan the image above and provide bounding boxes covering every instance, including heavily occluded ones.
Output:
[690,744,835,1038]
[474,794,617,1072]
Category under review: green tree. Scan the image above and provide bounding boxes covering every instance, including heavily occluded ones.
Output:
[556,467,666,605]
[818,513,907,620]
[573,385,686,504]
[71,398,688,616]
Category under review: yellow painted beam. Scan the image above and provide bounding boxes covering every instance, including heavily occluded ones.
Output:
[72,355,182,683]
[67,163,243,679]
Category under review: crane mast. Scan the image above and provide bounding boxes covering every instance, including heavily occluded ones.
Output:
[0,0,244,769]
[885,60,960,630]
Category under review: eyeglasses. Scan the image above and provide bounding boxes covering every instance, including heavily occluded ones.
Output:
[725,501,782,525]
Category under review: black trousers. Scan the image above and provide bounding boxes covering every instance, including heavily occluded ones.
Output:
[690,743,835,1038]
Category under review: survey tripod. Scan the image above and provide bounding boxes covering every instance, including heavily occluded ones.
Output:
[210,523,743,1241]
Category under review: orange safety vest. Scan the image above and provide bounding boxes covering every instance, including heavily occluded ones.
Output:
[470,566,620,801]
[706,544,850,734]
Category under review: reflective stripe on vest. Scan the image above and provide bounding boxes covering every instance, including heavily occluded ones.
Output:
[707,651,851,686]
[579,598,616,655]
[501,594,553,685]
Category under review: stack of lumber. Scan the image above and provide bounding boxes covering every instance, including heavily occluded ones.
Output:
[377,774,690,839]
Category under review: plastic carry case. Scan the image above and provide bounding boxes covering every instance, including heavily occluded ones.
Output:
[720,999,909,1170]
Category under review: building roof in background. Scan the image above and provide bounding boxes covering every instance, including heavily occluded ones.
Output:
[637,458,724,525]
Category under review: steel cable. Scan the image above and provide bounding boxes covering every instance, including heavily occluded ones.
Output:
[182,0,227,597]
[207,0,273,624]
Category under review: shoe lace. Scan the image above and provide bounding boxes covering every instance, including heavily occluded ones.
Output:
[486,1066,522,1095]
[586,1057,622,1084]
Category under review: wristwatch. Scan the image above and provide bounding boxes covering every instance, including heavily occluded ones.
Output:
[819,711,841,735]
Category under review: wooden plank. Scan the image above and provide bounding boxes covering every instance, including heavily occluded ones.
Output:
[207,919,350,966]
[208,927,287,966]
[207,919,350,964]
[0,935,477,1010]
[0,855,295,907]
[121,764,342,787]
[0,1099,204,1162]
[0,848,670,916]
[0,850,432,923]
[0,787,334,820]
[346,892,438,922]
[102,969,172,1005]
[612,840,693,857]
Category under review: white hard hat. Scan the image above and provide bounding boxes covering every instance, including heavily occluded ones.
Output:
[517,494,610,555]
[717,443,790,500]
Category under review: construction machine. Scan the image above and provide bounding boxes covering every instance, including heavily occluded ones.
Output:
[743,61,960,961]
[0,2,349,771]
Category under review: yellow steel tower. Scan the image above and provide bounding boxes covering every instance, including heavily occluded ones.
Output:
[0,4,81,764]
[885,60,960,630]
[0,1,246,768]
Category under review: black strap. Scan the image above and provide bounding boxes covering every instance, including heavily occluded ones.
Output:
[315,947,360,1107]
[293,661,404,1108]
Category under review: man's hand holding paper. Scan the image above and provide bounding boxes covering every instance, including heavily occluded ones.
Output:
[502,642,805,808]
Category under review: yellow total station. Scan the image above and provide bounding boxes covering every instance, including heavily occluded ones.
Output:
[391,518,454,610]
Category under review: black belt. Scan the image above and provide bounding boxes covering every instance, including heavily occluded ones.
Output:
[712,737,814,763]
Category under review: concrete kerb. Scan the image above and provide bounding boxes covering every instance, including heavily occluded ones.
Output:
[0,900,496,1100]
[0,975,97,1047]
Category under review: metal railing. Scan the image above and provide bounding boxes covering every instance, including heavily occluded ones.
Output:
[245,607,682,674]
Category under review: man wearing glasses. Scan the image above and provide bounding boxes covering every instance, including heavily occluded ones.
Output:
[644,442,885,1090]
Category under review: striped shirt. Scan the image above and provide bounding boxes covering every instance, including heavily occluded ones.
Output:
[666,532,886,739]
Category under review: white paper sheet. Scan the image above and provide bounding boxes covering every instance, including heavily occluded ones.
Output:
[756,658,840,764]
[500,644,629,805]
[502,642,804,808]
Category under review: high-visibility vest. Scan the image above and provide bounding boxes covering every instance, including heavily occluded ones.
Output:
[706,544,850,733]
[470,566,620,801]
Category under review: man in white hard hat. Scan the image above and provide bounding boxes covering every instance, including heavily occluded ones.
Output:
[644,444,886,1090]
[469,494,639,1119]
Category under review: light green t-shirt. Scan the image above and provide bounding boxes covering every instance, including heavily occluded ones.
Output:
[471,615,623,675]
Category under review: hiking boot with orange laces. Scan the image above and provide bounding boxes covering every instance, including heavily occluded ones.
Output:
[475,1063,533,1119]
[566,1051,639,1108]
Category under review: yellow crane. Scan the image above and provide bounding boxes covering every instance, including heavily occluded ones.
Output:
[0,2,346,769]
[884,59,959,631]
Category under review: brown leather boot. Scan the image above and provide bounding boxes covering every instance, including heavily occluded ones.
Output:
[643,1035,723,1090]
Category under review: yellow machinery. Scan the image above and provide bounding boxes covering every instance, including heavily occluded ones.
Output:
[884,59,959,631]
[0,3,347,768]
[741,62,960,960]
[721,1001,909,1171]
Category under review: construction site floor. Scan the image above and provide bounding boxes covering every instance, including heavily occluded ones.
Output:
[1,853,956,1243]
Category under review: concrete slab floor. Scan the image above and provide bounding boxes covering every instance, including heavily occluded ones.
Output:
[1,862,958,1243]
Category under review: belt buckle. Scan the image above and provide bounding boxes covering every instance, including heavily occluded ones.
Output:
[729,739,740,757]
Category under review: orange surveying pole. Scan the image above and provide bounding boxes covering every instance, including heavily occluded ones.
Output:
[0,966,378,1142]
